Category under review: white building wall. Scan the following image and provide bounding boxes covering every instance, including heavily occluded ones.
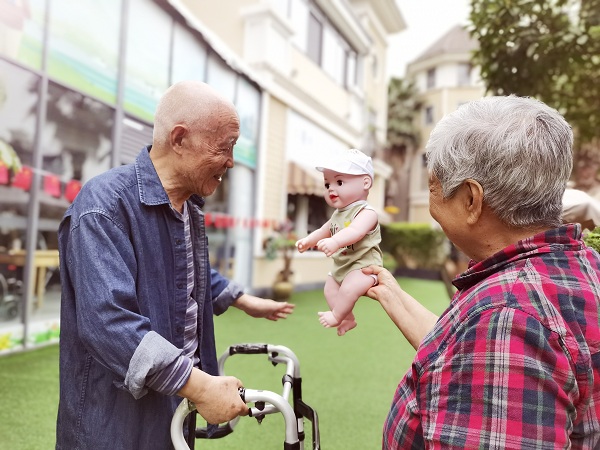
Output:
[175,0,403,291]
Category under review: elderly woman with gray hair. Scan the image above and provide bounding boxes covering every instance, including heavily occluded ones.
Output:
[364,96,600,449]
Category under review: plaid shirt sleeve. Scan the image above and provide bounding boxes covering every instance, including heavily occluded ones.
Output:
[403,306,579,449]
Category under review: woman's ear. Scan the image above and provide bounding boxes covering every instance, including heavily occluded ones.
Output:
[464,179,484,225]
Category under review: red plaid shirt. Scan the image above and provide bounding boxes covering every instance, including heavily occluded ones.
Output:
[384,224,600,449]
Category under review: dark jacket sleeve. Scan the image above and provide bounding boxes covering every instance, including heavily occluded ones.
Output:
[210,268,244,315]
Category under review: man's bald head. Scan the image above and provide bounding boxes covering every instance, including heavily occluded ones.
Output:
[152,81,238,150]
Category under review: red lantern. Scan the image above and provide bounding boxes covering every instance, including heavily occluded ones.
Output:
[0,162,8,185]
[43,174,62,198]
[12,166,32,191]
[64,179,82,203]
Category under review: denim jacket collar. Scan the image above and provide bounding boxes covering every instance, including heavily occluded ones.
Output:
[135,145,206,209]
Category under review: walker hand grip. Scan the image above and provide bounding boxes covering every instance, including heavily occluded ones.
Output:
[228,344,268,355]
[195,423,234,439]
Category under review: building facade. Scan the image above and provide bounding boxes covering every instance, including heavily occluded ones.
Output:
[0,0,404,352]
[405,24,485,223]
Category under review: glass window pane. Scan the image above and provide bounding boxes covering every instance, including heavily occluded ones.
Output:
[427,68,436,89]
[124,0,171,122]
[307,12,322,65]
[206,53,236,102]
[172,23,207,84]
[346,51,357,87]
[289,0,308,52]
[0,60,39,329]
[234,78,260,169]
[457,63,471,86]
[322,28,344,84]
[43,82,114,186]
[0,0,45,69]
[47,0,120,104]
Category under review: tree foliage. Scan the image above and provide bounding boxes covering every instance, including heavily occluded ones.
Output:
[469,0,600,145]
[386,77,422,157]
[385,77,423,220]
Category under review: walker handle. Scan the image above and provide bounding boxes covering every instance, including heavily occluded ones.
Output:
[228,343,269,355]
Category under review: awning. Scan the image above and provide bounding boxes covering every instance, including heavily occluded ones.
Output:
[287,161,323,196]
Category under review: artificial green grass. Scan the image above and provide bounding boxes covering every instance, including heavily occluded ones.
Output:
[0,344,60,450]
[0,278,450,449]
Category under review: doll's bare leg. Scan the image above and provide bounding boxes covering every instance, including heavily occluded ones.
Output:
[336,270,376,335]
[319,275,357,335]
[319,276,346,328]
[319,270,376,335]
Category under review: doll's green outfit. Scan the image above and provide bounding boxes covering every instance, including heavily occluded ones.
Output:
[329,200,383,284]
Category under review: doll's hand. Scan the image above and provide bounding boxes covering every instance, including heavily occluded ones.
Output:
[316,238,340,257]
[295,238,309,253]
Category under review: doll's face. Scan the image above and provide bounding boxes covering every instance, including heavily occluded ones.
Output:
[321,169,371,209]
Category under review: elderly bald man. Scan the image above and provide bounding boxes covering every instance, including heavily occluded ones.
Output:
[57,81,261,449]
[364,96,600,449]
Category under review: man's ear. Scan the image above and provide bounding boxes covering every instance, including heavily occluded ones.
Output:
[464,179,484,225]
[170,125,187,155]
[363,176,373,190]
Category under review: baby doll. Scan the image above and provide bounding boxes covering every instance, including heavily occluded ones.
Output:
[295,148,382,336]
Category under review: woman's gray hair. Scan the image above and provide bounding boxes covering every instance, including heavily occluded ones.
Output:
[426,95,573,228]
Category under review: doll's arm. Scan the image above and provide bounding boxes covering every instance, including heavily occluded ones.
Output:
[317,209,378,256]
[296,221,331,253]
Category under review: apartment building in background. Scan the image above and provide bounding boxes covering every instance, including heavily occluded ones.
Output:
[404,24,485,223]
[0,0,404,352]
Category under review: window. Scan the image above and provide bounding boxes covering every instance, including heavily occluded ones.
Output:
[0,61,41,314]
[307,10,323,65]
[124,0,171,122]
[289,0,309,52]
[1,0,45,69]
[426,68,436,89]
[457,63,471,86]
[322,27,345,85]
[287,194,332,238]
[206,52,236,102]
[287,0,360,91]
[424,106,434,125]
[371,54,379,80]
[171,23,208,83]
[47,0,121,104]
[420,153,429,191]
[233,77,260,169]
[346,50,357,87]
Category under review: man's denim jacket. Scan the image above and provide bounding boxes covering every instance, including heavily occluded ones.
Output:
[56,147,243,449]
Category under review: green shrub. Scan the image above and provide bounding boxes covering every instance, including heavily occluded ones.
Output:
[381,251,398,272]
[381,222,449,270]
[584,227,600,253]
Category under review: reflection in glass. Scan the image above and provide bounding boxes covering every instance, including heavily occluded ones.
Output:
[0,59,38,326]
[47,0,120,103]
[124,0,171,122]
[0,0,43,67]
[206,53,235,102]
[172,23,207,84]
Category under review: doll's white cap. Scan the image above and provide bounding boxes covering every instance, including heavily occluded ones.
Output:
[316,148,374,180]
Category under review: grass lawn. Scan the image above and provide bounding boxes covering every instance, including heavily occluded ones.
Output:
[0,278,450,449]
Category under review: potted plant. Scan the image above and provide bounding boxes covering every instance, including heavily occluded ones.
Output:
[263,220,297,300]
